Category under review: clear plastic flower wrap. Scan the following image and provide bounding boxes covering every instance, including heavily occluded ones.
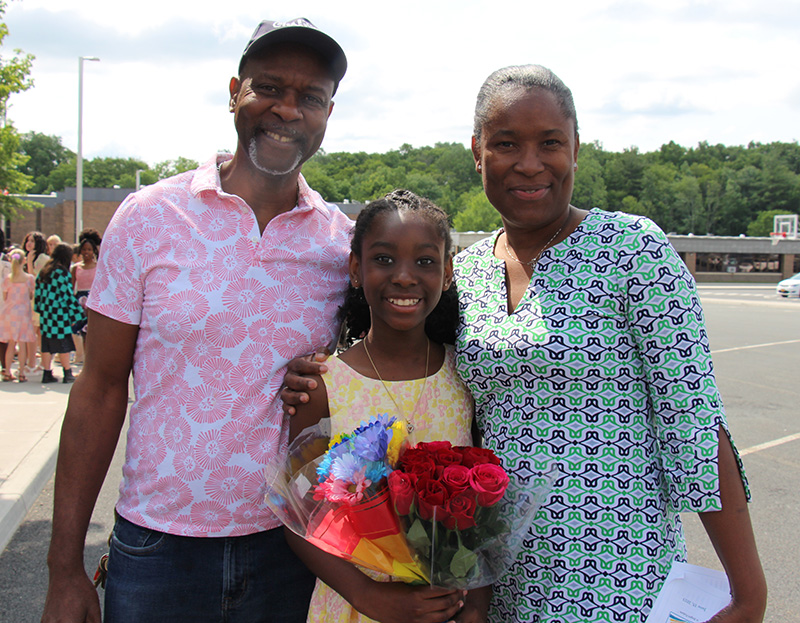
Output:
[264,415,557,589]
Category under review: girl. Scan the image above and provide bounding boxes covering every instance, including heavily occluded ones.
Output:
[287,190,489,623]
[35,243,84,383]
[0,249,36,382]
[22,230,48,373]
[70,229,101,365]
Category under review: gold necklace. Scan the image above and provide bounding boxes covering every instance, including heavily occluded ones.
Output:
[363,337,430,433]
[503,211,570,270]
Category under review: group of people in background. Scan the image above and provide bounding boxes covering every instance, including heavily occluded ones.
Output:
[0,227,100,383]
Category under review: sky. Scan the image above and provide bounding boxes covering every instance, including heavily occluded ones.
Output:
[3,0,800,167]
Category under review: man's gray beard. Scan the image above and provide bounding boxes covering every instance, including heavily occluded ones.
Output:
[248,138,304,177]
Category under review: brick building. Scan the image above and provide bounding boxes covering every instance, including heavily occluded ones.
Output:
[6,187,134,246]
[5,188,363,247]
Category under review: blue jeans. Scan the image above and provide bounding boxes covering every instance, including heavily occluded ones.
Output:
[104,515,316,622]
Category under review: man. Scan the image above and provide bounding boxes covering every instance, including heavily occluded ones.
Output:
[41,19,352,623]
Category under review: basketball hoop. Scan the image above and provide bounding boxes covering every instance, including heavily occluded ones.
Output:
[770,232,787,246]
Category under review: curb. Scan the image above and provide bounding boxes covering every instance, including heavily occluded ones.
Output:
[0,416,63,553]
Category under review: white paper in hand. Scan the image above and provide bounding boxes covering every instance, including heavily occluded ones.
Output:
[644,561,731,623]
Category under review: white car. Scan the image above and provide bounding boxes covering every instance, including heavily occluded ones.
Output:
[776,272,800,298]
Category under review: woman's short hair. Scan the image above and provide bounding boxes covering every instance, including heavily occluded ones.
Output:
[473,64,578,142]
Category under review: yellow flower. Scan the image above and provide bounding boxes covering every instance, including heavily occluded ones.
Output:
[386,420,407,466]
[328,433,347,450]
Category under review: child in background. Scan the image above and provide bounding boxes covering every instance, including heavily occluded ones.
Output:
[35,243,84,384]
[22,230,49,373]
[46,234,62,256]
[287,190,489,623]
[0,249,36,382]
[0,229,11,377]
[70,228,101,365]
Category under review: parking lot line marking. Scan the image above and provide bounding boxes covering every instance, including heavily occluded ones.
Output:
[711,338,800,354]
[740,432,800,457]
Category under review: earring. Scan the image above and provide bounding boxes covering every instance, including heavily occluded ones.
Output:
[477,164,482,172]
[351,279,359,288]
[573,163,578,170]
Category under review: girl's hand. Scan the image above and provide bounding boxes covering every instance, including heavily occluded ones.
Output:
[281,350,330,415]
[454,586,490,623]
[356,582,466,623]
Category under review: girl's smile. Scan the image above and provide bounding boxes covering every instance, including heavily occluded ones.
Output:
[350,210,452,337]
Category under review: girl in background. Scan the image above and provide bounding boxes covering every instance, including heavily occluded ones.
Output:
[35,243,84,384]
[22,230,48,373]
[70,229,101,365]
[0,229,11,377]
[0,249,36,382]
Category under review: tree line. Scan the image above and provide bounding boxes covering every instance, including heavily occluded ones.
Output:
[10,133,800,237]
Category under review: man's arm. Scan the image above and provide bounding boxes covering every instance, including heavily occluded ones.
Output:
[42,310,139,623]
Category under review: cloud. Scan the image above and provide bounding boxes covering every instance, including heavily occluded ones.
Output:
[6,8,242,64]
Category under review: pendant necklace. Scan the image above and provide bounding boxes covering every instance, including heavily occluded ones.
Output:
[363,337,430,433]
[503,211,570,270]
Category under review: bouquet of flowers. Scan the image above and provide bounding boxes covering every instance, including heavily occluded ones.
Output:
[265,415,555,589]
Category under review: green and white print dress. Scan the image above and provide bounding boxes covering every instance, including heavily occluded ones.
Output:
[453,209,748,623]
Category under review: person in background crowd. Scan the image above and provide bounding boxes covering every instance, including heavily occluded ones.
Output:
[35,243,84,384]
[0,248,36,382]
[70,228,101,366]
[42,17,352,623]
[22,230,47,374]
[47,234,62,256]
[0,229,11,377]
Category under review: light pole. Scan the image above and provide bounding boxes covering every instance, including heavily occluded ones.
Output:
[76,55,100,243]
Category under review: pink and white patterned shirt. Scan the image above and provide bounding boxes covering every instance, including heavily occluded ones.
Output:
[89,154,352,536]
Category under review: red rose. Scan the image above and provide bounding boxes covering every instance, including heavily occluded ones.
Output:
[416,441,452,453]
[415,477,450,522]
[469,463,509,507]
[399,448,437,478]
[444,492,477,530]
[440,464,471,495]
[388,470,417,516]
[434,447,464,468]
[460,447,502,468]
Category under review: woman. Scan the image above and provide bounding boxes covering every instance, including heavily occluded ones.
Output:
[452,65,766,622]
[284,66,766,623]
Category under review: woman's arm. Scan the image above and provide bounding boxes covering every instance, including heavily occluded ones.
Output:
[288,371,329,443]
[282,352,331,416]
[699,429,767,623]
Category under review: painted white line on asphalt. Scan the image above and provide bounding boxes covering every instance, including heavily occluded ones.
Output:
[711,338,800,354]
[740,432,800,457]
[700,297,800,309]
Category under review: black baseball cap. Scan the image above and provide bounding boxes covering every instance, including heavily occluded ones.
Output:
[239,18,347,93]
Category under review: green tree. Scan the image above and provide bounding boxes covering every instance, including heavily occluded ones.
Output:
[18,132,75,193]
[603,147,647,208]
[0,0,36,219]
[452,188,501,232]
[153,156,199,180]
[572,142,608,210]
